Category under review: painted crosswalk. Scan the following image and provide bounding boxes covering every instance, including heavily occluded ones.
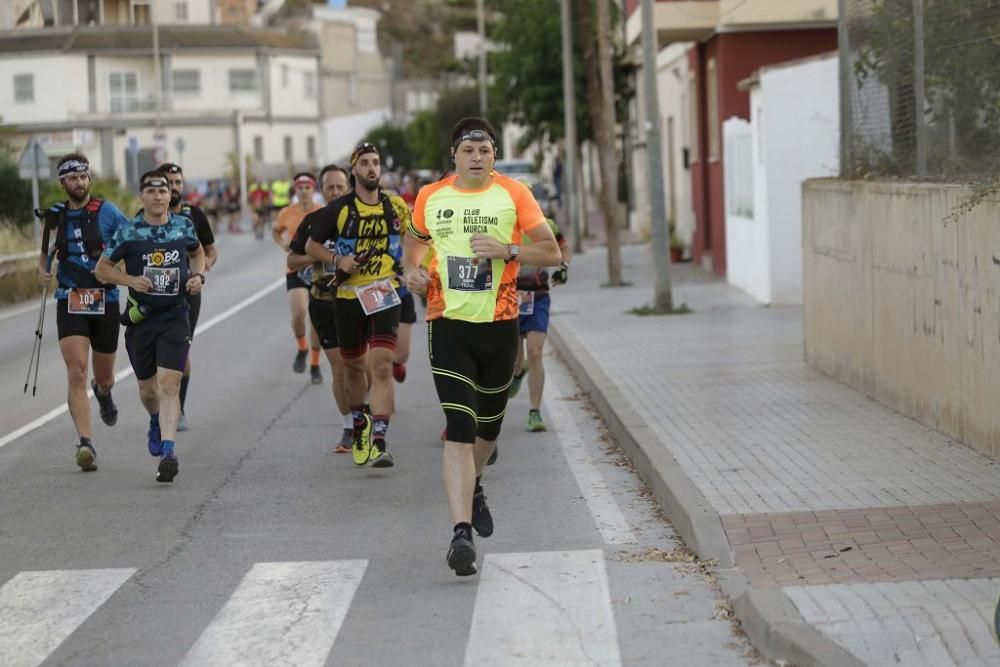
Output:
[0,568,136,667]
[0,551,623,667]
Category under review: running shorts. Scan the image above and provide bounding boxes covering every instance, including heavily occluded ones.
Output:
[428,317,519,444]
[124,312,191,381]
[56,298,120,354]
[333,297,400,359]
[308,298,339,350]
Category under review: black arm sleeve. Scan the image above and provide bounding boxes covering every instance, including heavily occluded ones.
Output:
[308,199,342,245]
[288,213,315,255]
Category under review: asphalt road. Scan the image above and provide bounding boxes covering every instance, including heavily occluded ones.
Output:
[0,233,756,667]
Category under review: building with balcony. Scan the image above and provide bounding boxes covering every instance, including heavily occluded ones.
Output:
[1,0,253,30]
[625,0,838,276]
[0,20,321,185]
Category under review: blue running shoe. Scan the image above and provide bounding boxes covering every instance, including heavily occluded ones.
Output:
[147,424,162,457]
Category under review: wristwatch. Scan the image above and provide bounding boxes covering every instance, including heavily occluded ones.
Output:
[192,272,205,285]
[506,244,520,262]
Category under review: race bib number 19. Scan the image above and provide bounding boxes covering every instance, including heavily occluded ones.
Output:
[68,288,105,315]
[447,256,492,292]
[356,278,401,316]
[143,266,180,296]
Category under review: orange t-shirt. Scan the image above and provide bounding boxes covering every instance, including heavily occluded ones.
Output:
[274,202,321,273]
[411,173,544,322]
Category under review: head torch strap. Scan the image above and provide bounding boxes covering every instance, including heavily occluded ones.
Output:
[140,177,169,191]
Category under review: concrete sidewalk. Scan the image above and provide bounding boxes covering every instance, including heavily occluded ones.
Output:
[548,243,1000,666]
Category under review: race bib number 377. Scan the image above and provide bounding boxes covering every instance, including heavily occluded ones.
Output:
[447,256,492,292]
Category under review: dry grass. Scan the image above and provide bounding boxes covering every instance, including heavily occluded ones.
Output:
[0,223,34,256]
[0,265,46,307]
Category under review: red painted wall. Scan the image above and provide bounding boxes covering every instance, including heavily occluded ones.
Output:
[688,28,837,275]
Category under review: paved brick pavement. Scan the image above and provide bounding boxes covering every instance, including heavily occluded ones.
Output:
[551,242,1000,665]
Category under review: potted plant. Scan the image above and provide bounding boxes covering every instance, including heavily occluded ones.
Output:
[668,220,684,263]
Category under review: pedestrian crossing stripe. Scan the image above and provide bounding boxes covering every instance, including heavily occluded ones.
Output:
[0,568,136,667]
[0,551,620,667]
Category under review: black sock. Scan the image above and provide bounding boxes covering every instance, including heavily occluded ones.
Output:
[475,475,483,494]
[79,436,92,448]
[180,375,190,412]
[454,522,473,538]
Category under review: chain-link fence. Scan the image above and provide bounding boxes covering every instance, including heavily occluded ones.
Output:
[841,0,1000,179]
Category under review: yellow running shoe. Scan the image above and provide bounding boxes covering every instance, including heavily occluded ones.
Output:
[352,413,373,465]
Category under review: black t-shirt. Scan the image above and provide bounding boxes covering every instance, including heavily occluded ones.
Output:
[183,204,215,247]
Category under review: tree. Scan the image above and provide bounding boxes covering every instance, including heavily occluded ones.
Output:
[0,141,33,226]
[363,123,416,171]
[406,86,502,171]
[577,0,624,285]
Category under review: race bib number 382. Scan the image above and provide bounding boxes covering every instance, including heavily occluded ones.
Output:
[446,256,492,292]
[143,266,180,296]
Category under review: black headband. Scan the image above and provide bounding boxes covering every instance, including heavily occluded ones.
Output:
[140,177,170,191]
[453,129,496,150]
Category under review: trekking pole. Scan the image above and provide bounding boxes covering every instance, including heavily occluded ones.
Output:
[24,247,54,396]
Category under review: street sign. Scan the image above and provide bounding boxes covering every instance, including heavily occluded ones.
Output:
[17,139,49,180]
[127,136,139,156]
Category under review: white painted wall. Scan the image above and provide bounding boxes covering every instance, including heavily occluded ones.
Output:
[0,54,89,124]
[657,43,694,246]
[724,54,839,304]
[168,54,264,113]
[723,116,770,301]
[269,55,320,118]
[322,107,391,162]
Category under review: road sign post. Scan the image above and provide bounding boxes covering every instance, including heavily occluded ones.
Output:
[17,138,50,247]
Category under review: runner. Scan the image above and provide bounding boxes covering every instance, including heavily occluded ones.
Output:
[305,142,410,468]
[37,152,130,472]
[158,163,219,432]
[94,171,206,483]
[272,172,324,383]
[402,118,561,575]
[286,164,355,453]
[508,215,571,432]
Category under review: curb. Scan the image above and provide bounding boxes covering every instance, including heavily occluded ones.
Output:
[549,321,865,667]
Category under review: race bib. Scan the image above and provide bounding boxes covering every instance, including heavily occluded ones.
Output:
[356,279,401,316]
[447,256,492,292]
[518,290,535,316]
[68,288,105,315]
[298,266,314,286]
[143,266,180,296]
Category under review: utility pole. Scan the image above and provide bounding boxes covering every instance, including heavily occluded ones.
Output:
[640,0,673,310]
[476,0,487,114]
[560,0,581,253]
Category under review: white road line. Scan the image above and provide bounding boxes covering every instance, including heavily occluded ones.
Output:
[464,550,622,667]
[545,372,636,545]
[0,568,136,667]
[0,277,284,450]
[0,298,53,324]
[179,560,368,667]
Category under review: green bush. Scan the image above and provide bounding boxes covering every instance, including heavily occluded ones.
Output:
[0,147,34,226]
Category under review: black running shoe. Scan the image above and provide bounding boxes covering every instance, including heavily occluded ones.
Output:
[75,443,98,472]
[293,350,307,373]
[486,445,498,466]
[156,453,179,483]
[91,380,118,427]
[447,529,477,576]
[472,489,493,537]
[310,365,323,384]
[369,442,395,468]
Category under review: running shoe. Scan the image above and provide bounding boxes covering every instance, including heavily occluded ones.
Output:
[310,365,323,385]
[293,350,307,373]
[177,413,189,432]
[392,362,407,383]
[147,423,162,457]
[334,428,352,454]
[156,453,179,483]
[447,528,478,577]
[352,413,373,466]
[369,442,395,468]
[75,443,98,472]
[527,410,547,432]
[90,380,118,427]
[486,445,498,466]
[472,489,493,537]
[508,372,525,398]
